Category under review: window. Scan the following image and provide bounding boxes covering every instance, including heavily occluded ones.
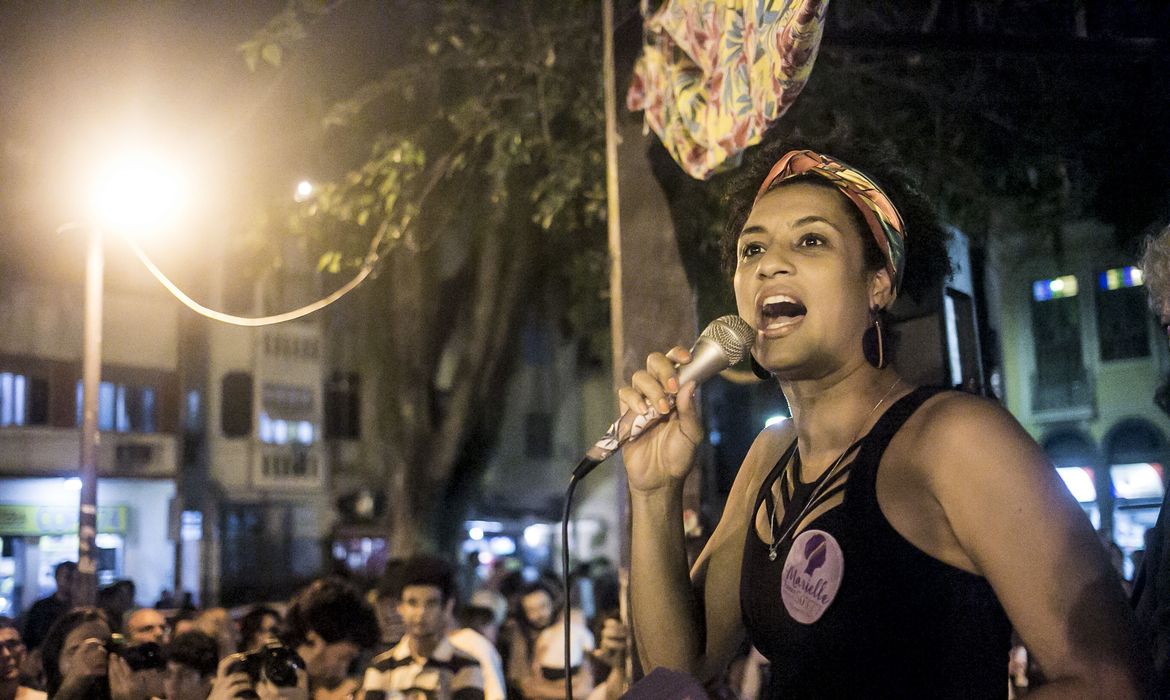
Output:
[221,372,254,437]
[1096,267,1150,361]
[75,381,157,432]
[1032,274,1078,302]
[324,372,360,439]
[0,372,48,427]
[258,383,314,446]
[1030,275,1088,410]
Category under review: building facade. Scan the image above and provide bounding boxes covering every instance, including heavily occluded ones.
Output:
[0,277,181,616]
[987,219,1170,578]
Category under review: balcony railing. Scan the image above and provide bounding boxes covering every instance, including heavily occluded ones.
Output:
[253,443,325,489]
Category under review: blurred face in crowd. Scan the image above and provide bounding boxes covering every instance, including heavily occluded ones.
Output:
[59,620,111,679]
[398,585,450,643]
[163,661,211,700]
[0,626,27,684]
[173,618,197,637]
[244,612,282,652]
[54,567,75,601]
[127,608,170,645]
[521,590,555,631]
[374,595,406,644]
[196,608,241,658]
[298,632,360,689]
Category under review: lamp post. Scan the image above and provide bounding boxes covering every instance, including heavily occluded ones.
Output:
[76,225,103,606]
[73,149,185,605]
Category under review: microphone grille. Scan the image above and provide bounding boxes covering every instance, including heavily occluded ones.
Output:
[700,315,755,365]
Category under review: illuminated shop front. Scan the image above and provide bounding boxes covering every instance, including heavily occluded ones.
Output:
[1045,419,1168,580]
[0,477,176,617]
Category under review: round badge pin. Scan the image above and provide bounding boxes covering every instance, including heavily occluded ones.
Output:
[780,529,844,624]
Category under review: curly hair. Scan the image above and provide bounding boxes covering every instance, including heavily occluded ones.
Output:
[1140,224,1170,314]
[284,576,379,649]
[379,555,458,605]
[720,128,952,304]
[167,630,220,678]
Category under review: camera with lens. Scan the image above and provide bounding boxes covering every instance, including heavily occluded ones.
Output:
[104,634,167,672]
[227,640,304,688]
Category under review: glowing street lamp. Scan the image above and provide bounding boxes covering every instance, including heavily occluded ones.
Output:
[72,149,187,605]
[294,179,314,202]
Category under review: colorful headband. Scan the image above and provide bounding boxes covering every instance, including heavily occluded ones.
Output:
[754,149,906,290]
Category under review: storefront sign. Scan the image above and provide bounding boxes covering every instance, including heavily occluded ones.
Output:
[0,504,127,535]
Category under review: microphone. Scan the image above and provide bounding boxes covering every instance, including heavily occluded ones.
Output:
[574,315,754,477]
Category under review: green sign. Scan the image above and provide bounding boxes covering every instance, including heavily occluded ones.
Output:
[0,505,127,535]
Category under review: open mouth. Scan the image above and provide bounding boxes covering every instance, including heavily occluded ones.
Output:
[760,294,807,329]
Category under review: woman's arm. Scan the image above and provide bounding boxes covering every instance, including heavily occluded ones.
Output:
[917,394,1154,699]
[622,346,784,680]
[628,394,784,679]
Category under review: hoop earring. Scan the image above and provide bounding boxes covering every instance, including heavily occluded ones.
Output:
[862,312,889,369]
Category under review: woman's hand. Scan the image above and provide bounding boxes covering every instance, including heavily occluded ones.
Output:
[618,346,702,494]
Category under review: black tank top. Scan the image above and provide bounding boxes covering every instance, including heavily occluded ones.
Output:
[740,387,1011,699]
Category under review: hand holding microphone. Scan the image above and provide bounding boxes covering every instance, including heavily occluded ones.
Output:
[575,316,753,485]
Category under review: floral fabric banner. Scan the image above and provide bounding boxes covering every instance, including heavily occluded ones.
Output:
[627,0,829,180]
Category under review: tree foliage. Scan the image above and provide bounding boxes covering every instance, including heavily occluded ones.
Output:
[240,0,610,552]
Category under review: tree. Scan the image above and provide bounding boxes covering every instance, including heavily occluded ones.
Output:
[240,0,612,553]
[655,0,1170,319]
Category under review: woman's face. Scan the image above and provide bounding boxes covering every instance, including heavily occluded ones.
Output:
[733,181,889,378]
[58,620,111,679]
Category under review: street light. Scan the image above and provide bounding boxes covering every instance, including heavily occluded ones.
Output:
[71,149,186,606]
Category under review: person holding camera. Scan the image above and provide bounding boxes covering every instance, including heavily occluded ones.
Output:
[284,578,379,700]
[39,607,165,700]
[206,641,309,700]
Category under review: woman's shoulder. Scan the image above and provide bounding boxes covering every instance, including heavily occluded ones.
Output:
[907,389,1023,441]
[896,388,1047,480]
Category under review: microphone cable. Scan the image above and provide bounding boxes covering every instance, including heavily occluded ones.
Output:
[561,455,599,700]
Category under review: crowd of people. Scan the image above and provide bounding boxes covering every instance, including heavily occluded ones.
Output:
[0,555,629,700]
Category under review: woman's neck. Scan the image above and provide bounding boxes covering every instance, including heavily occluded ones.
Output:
[779,360,904,474]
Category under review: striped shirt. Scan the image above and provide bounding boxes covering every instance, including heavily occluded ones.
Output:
[362,636,485,700]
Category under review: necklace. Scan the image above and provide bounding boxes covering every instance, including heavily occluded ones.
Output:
[767,377,902,562]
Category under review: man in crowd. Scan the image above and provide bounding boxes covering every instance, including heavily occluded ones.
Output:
[19,562,75,651]
[0,618,45,700]
[126,608,170,646]
[284,577,380,699]
[449,606,506,700]
[371,560,407,654]
[163,631,218,700]
[1134,224,1170,694]
[502,580,593,700]
[362,556,484,699]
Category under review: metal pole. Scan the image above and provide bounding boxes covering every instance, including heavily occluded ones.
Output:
[602,0,623,392]
[77,225,103,607]
[601,0,635,688]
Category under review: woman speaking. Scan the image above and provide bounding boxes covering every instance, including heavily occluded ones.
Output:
[620,134,1153,699]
